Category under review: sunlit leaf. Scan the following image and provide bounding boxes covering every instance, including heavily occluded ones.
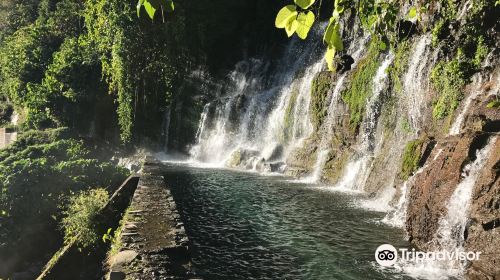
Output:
[275,5,298,28]
[294,0,316,9]
[137,0,145,17]
[166,0,175,12]
[143,0,156,19]
[323,20,343,51]
[285,18,298,37]
[325,46,336,71]
[295,11,315,39]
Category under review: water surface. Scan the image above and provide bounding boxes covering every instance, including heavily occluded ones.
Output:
[163,163,410,280]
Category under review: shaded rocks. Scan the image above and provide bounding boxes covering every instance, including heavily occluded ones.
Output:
[396,20,417,40]
[335,55,355,74]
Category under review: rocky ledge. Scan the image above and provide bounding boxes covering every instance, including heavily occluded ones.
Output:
[107,158,196,279]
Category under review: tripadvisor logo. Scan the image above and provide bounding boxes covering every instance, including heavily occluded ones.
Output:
[374,244,482,267]
[375,244,398,266]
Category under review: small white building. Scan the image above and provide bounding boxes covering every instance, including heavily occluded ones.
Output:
[0,128,17,149]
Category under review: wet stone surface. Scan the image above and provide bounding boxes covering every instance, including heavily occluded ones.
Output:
[108,160,195,280]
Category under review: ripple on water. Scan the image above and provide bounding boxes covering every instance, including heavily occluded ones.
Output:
[163,164,411,280]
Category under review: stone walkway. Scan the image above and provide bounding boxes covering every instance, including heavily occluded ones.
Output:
[108,160,196,279]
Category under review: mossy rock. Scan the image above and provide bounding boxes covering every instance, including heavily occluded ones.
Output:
[341,43,381,132]
[322,150,350,183]
[310,71,334,131]
[399,139,425,180]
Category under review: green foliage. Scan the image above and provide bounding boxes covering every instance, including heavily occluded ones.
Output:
[310,72,332,131]
[431,19,447,47]
[0,128,128,246]
[60,188,109,248]
[341,44,380,130]
[388,40,411,94]
[487,99,500,108]
[473,36,488,68]
[431,51,471,120]
[275,5,315,39]
[400,139,424,180]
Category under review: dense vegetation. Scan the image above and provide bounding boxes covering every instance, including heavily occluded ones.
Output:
[0,128,127,275]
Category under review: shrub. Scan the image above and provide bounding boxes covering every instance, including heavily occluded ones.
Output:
[60,188,109,248]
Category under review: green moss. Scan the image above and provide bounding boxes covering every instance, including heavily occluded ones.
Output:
[341,44,380,130]
[473,36,488,68]
[309,72,332,131]
[323,151,350,182]
[400,118,412,134]
[283,88,299,142]
[431,19,447,47]
[431,51,470,120]
[389,40,411,95]
[400,139,424,180]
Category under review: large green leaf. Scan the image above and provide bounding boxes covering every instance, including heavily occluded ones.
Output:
[137,0,145,17]
[295,11,315,39]
[294,0,316,9]
[323,20,343,51]
[137,0,174,19]
[275,5,298,28]
[325,46,336,71]
[143,0,156,19]
[285,18,298,37]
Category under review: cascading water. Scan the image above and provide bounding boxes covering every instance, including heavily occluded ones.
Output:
[190,30,325,171]
[403,34,432,132]
[395,137,496,279]
[382,148,443,227]
[433,137,496,267]
[162,105,172,151]
[324,53,394,190]
[303,35,370,183]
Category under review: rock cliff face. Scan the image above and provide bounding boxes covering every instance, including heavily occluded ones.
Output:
[406,74,500,278]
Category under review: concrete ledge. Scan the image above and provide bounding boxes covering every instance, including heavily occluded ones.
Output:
[107,162,194,279]
[36,175,140,280]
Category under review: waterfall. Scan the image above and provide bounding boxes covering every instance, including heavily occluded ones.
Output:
[403,34,432,132]
[162,105,172,151]
[303,35,370,183]
[328,53,394,190]
[433,137,496,264]
[190,29,325,171]
[449,75,484,136]
[395,138,496,279]
[383,148,443,227]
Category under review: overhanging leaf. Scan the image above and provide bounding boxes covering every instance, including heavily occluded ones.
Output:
[285,18,298,37]
[143,0,156,19]
[275,5,298,28]
[325,46,336,71]
[295,11,315,39]
[294,0,316,9]
[323,21,343,51]
[137,0,145,17]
